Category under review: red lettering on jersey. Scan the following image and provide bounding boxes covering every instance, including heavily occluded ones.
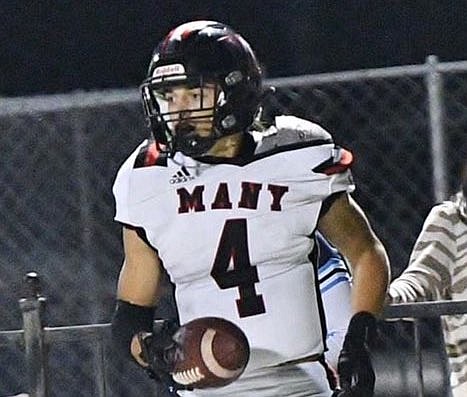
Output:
[177,186,206,213]
[211,183,233,210]
[268,184,289,211]
[177,182,289,214]
[238,182,262,210]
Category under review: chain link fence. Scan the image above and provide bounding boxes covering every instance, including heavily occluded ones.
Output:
[0,57,466,396]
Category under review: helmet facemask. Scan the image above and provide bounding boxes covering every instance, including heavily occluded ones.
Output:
[141,73,229,157]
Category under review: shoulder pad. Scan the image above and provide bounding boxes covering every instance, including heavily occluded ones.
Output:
[255,115,333,154]
[275,115,332,141]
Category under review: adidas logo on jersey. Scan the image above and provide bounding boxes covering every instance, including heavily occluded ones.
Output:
[170,166,195,184]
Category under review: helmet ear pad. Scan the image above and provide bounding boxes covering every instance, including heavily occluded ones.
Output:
[214,80,261,135]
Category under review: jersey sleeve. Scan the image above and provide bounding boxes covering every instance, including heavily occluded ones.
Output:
[310,145,356,197]
[112,141,147,226]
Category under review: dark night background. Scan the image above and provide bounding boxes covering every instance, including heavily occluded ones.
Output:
[2,0,467,97]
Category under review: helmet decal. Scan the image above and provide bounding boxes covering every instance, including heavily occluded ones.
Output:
[152,63,185,79]
[224,71,243,86]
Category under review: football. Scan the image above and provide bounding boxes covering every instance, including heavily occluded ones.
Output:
[170,317,250,389]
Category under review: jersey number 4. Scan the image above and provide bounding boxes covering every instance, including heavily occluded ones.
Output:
[210,219,266,318]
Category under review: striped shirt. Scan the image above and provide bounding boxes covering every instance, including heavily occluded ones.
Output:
[389,192,467,394]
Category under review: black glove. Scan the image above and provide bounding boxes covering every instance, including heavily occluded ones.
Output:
[333,311,377,397]
[137,319,189,394]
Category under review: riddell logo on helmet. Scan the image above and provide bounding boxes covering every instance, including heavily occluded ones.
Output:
[153,64,186,78]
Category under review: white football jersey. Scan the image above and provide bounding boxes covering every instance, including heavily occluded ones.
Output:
[113,116,355,371]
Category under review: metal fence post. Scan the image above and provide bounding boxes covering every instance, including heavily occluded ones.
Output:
[413,319,425,397]
[95,334,107,397]
[19,272,48,397]
[425,54,449,202]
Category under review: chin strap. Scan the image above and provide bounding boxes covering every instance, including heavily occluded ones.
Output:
[174,132,218,157]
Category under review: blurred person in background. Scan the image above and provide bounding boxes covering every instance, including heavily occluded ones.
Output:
[389,159,467,397]
[111,20,389,397]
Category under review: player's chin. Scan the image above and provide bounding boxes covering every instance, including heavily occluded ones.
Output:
[175,122,212,138]
[195,127,214,138]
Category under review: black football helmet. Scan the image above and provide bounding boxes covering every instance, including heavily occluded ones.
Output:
[140,20,263,157]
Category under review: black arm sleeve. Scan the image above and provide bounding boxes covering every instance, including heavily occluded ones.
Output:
[111,299,155,359]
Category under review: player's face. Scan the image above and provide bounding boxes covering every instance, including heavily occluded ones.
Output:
[165,84,217,138]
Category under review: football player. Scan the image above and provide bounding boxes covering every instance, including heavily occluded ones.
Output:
[111,20,389,397]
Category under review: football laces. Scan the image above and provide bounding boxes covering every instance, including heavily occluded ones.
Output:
[172,367,205,385]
